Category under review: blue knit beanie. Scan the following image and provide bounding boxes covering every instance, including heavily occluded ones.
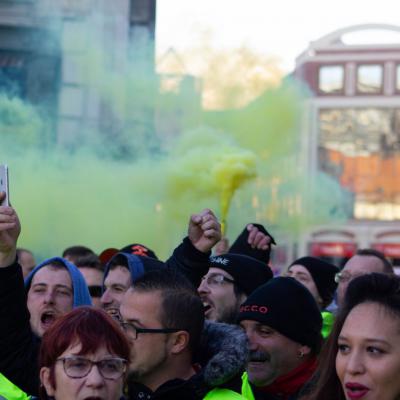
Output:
[103,252,165,287]
[24,256,92,307]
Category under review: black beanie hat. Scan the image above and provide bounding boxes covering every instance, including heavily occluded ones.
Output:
[289,257,339,308]
[229,223,276,265]
[210,253,273,296]
[238,277,322,351]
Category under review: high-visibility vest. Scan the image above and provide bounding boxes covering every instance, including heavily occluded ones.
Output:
[204,387,247,399]
[0,373,30,400]
[241,372,255,400]
[321,311,335,339]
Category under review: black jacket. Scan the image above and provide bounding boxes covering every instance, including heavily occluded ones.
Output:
[166,237,210,288]
[0,261,40,395]
[127,321,249,400]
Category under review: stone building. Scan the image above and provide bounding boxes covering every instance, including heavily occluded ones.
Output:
[0,0,156,150]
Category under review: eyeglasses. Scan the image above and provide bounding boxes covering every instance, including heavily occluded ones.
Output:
[57,356,127,380]
[120,321,182,340]
[88,285,103,298]
[201,273,235,287]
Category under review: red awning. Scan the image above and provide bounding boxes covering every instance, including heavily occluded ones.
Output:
[310,242,357,258]
[373,243,400,258]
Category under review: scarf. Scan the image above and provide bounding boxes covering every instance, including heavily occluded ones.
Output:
[258,356,317,399]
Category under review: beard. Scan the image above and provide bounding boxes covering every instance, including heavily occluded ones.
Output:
[127,343,169,388]
[217,296,244,324]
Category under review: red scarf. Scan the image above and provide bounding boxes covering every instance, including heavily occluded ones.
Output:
[258,357,317,399]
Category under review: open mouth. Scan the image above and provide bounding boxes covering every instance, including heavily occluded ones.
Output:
[104,307,121,321]
[345,383,370,399]
[202,301,212,315]
[84,397,103,400]
[40,311,56,328]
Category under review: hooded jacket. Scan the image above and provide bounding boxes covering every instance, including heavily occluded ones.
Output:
[0,258,91,397]
[127,321,249,400]
[103,252,166,285]
[24,257,92,306]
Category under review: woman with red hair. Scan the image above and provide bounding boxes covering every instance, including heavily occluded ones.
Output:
[39,306,130,400]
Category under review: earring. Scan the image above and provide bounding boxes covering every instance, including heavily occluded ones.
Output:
[298,350,304,358]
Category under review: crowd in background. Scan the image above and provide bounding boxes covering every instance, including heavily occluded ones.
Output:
[0,190,399,400]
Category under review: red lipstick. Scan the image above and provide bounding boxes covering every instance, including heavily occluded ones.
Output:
[345,382,370,399]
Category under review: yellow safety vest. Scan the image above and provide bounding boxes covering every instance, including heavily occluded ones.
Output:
[0,373,30,400]
[204,387,247,399]
[241,372,255,400]
[321,311,335,339]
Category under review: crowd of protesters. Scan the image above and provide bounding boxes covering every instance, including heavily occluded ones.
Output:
[0,190,399,400]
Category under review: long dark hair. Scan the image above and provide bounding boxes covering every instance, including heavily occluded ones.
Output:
[304,273,400,400]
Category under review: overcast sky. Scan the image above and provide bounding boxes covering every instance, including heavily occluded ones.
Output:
[156,0,400,73]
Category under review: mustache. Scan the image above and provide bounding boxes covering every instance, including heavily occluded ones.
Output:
[249,350,270,362]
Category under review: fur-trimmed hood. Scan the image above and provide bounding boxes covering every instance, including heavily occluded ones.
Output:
[197,320,248,387]
[127,320,248,399]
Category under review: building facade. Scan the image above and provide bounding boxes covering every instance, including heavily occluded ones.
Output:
[0,0,156,148]
[294,24,400,268]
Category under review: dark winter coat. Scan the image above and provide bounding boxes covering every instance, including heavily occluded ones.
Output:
[127,321,249,400]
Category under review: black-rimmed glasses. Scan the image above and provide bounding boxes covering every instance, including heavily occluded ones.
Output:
[56,356,127,380]
[120,321,183,340]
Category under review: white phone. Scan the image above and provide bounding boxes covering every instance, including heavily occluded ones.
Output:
[0,164,9,206]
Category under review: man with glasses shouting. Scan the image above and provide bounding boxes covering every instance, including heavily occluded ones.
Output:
[119,268,247,400]
[198,253,273,324]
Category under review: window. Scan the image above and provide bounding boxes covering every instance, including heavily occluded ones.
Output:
[356,64,383,94]
[130,0,154,23]
[396,65,400,92]
[0,52,26,97]
[318,108,400,220]
[318,65,344,94]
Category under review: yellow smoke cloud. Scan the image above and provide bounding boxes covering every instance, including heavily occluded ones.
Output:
[166,128,257,234]
[214,152,257,234]
[0,11,350,261]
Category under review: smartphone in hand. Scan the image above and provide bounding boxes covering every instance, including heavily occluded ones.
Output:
[0,164,9,206]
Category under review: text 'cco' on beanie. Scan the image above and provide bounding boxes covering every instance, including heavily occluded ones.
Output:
[238,277,322,350]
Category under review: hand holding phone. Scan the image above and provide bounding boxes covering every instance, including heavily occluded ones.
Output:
[0,165,9,206]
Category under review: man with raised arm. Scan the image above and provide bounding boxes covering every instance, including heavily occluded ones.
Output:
[101,208,222,317]
[0,192,92,396]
